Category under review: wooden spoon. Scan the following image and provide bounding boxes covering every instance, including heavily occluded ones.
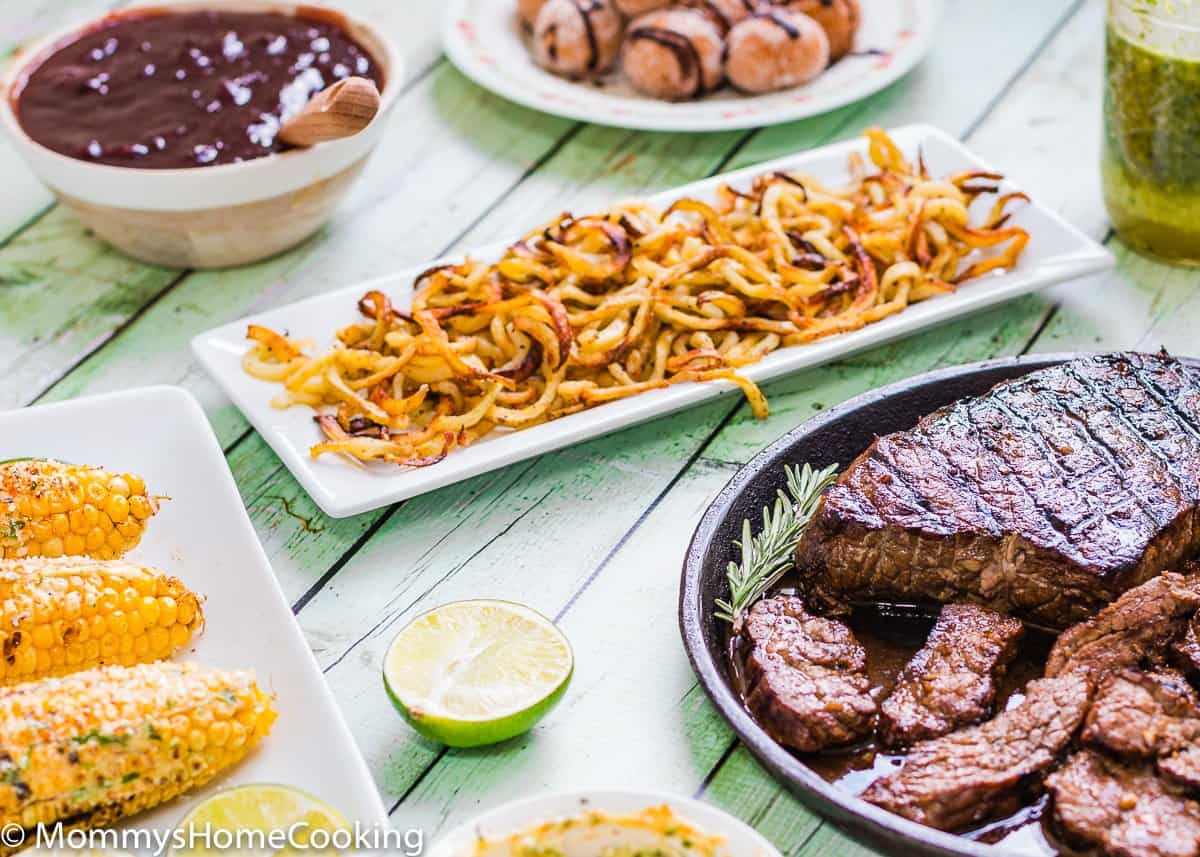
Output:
[277,76,381,147]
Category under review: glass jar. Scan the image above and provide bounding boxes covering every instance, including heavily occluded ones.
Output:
[1104,0,1200,264]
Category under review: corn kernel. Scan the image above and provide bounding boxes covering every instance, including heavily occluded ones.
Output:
[130,496,153,520]
[139,597,160,627]
[104,495,130,524]
[148,626,171,656]
[209,720,231,746]
[158,597,178,628]
[30,625,53,649]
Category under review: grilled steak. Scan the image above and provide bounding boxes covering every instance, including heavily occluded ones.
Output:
[860,674,1091,831]
[741,595,876,752]
[878,604,1023,747]
[1047,750,1200,857]
[797,352,1200,628]
[1046,573,1200,682]
[1083,669,1200,790]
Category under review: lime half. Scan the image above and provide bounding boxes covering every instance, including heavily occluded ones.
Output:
[383,599,573,748]
[170,783,350,857]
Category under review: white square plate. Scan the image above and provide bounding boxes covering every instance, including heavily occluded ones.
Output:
[0,387,388,843]
[193,124,1114,519]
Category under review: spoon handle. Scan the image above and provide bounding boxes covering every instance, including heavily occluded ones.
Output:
[278,76,381,147]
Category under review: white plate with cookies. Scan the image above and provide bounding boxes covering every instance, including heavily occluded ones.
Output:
[441,0,940,132]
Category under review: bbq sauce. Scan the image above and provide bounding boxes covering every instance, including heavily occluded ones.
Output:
[729,599,1086,856]
[14,9,384,168]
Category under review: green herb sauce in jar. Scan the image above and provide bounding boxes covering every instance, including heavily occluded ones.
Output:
[1104,0,1200,263]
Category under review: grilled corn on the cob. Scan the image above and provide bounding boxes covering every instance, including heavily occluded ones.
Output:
[0,661,275,848]
[0,459,159,560]
[0,557,204,684]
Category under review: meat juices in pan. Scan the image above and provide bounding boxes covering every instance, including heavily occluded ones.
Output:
[878,603,1024,748]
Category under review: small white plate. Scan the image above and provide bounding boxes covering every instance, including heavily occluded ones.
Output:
[193,125,1114,519]
[0,388,389,842]
[441,0,941,132]
[426,790,782,857]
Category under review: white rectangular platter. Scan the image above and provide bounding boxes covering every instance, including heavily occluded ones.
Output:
[0,387,389,844]
[194,124,1114,519]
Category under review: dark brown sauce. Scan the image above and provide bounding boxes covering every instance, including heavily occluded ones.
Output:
[15,9,384,168]
[729,598,1090,856]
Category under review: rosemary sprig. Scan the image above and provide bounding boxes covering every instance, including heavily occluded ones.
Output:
[714,461,839,627]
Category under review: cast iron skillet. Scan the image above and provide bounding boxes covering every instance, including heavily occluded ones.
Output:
[678,352,1175,857]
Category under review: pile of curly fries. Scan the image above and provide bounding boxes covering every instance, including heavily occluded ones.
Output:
[243,128,1030,468]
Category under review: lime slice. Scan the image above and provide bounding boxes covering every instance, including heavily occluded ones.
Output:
[170,783,350,857]
[383,599,573,748]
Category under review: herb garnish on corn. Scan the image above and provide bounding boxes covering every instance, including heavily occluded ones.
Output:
[0,459,159,560]
[0,557,204,684]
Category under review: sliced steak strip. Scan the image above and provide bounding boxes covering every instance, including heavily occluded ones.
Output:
[1047,750,1200,857]
[1173,617,1200,677]
[878,603,1023,747]
[741,595,876,752]
[1162,747,1200,791]
[1083,669,1200,756]
[1045,573,1200,681]
[1083,669,1200,790]
[860,674,1091,831]
[796,352,1200,628]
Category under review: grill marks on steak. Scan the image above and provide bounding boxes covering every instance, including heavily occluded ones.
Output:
[1083,669,1200,790]
[860,674,1092,831]
[878,604,1023,747]
[740,595,876,752]
[1045,573,1200,681]
[797,353,1200,627]
[1047,750,1200,857]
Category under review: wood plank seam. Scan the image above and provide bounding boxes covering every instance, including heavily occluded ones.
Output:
[960,0,1086,140]
[30,268,190,403]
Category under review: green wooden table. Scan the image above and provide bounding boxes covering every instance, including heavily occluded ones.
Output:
[0,0,1176,853]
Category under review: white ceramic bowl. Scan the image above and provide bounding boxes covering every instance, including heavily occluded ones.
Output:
[0,0,403,268]
[426,790,784,857]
